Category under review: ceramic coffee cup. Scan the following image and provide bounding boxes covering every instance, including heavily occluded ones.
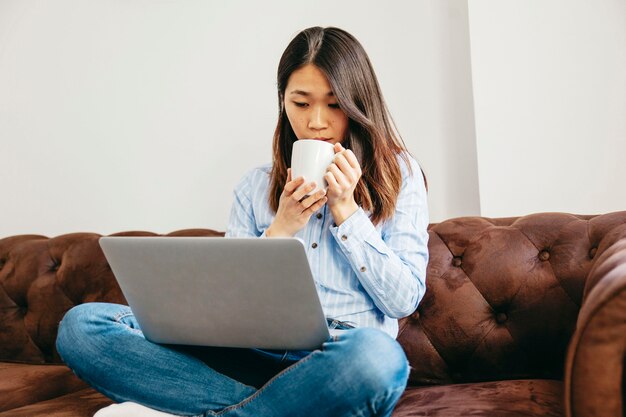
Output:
[291,139,335,195]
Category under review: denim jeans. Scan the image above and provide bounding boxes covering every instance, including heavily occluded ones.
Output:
[56,302,409,417]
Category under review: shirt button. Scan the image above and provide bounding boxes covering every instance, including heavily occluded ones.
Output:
[360,266,367,272]
[316,213,322,219]
[312,243,318,249]
[341,235,348,241]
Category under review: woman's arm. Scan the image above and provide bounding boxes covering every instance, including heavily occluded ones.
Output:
[225,169,267,238]
[330,156,429,318]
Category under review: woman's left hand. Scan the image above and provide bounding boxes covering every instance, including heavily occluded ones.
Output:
[324,142,362,208]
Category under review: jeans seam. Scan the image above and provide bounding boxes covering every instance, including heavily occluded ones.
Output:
[113,309,133,322]
[113,310,143,334]
[213,349,320,415]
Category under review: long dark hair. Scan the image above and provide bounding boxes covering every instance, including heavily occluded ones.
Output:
[269,26,427,225]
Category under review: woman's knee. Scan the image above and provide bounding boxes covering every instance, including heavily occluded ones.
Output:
[336,328,409,392]
[56,302,128,363]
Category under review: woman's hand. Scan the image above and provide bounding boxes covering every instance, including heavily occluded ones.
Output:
[324,143,361,225]
[266,168,328,237]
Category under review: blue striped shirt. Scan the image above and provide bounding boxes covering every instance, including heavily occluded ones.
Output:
[225,153,429,339]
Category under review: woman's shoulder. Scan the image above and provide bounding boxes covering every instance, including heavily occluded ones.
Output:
[237,163,272,184]
[393,151,428,199]
[233,163,272,196]
[395,151,422,178]
[249,162,272,177]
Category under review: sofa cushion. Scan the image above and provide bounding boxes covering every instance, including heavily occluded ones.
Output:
[0,387,113,417]
[0,362,89,412]
[392,379,563,417]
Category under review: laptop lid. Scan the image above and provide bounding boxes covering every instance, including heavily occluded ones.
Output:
[98,236,330,350]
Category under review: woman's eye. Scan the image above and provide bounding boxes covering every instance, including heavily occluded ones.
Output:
[329,103,340,109]
[293,102,308,107]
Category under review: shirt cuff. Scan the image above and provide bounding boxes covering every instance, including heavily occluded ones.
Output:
[330,207,377,253]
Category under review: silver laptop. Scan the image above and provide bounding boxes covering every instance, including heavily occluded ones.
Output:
[98,236,334,350]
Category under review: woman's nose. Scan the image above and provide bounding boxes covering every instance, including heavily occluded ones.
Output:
[308,106,328,130]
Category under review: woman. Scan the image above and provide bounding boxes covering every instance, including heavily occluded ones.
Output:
[57,26,429,417]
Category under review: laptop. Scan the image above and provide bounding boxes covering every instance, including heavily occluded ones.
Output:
[98,236,337,350]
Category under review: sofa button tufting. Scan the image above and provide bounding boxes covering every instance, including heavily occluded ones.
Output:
[495,312,508,324]
[589,247,598,259]
[452,257,462,267]
[539,250,550,261]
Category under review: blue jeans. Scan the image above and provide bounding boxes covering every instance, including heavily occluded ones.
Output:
[56,302,409,417]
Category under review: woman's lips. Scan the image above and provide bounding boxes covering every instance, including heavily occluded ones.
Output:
[313,137,331,141]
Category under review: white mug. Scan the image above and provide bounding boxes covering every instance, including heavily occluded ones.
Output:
[291,139,335,195]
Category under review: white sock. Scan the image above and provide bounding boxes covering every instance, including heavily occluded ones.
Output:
[94,402,180,417]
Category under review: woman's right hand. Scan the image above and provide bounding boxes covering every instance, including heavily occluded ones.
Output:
[266,168,328,237]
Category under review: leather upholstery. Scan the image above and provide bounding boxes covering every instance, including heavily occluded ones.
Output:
[564,235,626,416]
[399,212,626,385]
[393,379,564,417]
[0,362,90,411]
[1,212,625,416]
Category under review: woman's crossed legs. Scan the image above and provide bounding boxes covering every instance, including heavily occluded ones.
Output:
[56,302,409,417]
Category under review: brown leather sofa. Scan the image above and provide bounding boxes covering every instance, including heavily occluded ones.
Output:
[1,212,625,417]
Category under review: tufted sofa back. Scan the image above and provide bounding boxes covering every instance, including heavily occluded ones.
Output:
[398,211,626,385]
[1,213,625,386]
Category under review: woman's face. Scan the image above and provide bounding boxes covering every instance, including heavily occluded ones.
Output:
[284,64,349,145]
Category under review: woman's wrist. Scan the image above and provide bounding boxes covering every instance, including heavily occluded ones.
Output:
[266,223,292,238]
[330,199,359,227]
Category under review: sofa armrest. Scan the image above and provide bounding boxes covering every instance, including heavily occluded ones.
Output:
[565,237,626,417]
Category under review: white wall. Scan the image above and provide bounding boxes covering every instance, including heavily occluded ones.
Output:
[468,0,626,217]
[0,0,478,237]
[6,1,622,238]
